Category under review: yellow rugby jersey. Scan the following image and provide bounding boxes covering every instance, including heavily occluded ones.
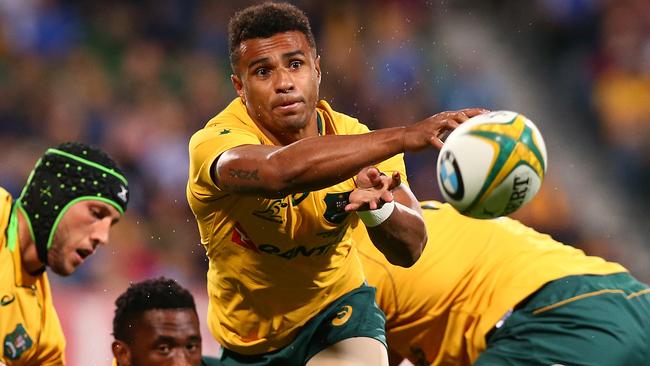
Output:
[187,98,407,354]
[356,200,625,366]
[0,188,66,365]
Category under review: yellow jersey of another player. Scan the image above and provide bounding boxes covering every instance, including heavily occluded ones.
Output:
[356,200,626,366]
[187,98,407,355]
[0,188,66,365]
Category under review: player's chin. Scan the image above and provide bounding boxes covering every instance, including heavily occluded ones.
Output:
[276,112,309,130]
[49,261,79,277]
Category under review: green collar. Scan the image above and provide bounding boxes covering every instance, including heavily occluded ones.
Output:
[317,112,324,136]
[6,202,18,252]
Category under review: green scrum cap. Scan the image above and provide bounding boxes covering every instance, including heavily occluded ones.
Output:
[16,142,129,265]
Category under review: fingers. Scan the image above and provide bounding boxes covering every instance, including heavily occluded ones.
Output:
[460,107,490,117]
[444,118,460,129]
[437,108,489,123]
[387,172,402,190]
[345,188,394,212]
[404,107,490,152]
[367,168,383,188]
[355,166,382,188]
[380,189,394,204]
[431,136,444,149]
[344,198,392,212]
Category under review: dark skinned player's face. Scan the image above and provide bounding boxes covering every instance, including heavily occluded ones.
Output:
[113,309,202,366]
[231,31,322,139]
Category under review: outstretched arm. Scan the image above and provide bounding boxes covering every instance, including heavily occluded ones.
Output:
[214,109,486,197]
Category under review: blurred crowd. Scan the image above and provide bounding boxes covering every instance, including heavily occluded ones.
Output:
[0,0,647,291]
[537,0,650,200]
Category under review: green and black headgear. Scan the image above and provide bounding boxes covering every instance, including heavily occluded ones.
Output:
[16,142,129,265]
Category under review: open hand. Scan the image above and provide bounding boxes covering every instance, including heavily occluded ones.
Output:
[345,167,401,212]
[403,108,490,151]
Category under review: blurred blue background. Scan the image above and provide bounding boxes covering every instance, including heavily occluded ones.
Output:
[0,0,648,364]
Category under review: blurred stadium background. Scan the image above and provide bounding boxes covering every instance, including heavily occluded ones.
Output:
[0,0,648,364]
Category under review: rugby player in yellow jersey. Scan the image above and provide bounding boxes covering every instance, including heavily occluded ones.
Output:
[0,142,128,365]
[186,3,486,366]
[356,200,650,366]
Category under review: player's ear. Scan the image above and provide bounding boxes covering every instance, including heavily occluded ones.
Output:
[314,55,321,84]
[231,74,246,104]
[112,340,132,366]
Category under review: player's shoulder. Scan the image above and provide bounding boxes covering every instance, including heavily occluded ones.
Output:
[0,187,12,234]
[316,100,367,133]
[0,187,11,204]
[190,98,259,145]
[199,98,255,131]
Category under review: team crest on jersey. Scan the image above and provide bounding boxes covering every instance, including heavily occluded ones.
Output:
[253,193,311,223]
[323,191,352,224]
[253,199,288,223]
[3,324,33,360]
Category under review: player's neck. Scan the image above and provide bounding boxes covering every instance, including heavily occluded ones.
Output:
[17,210,43,274]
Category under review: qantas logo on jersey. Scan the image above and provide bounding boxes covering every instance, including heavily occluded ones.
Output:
[231,223,259,252]
[258,242,338,260]
[230,222,341,259]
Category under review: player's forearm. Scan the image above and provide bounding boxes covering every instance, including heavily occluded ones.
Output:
[367,202,426,267]
[217,127,406,196]
[269,128,408,192]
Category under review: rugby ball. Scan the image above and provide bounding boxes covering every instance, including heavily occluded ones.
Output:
[436,110,547,219]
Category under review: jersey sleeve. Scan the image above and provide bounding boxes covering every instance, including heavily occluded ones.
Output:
[188,123,262,201]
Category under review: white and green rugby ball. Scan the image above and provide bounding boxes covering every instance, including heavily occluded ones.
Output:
[436,110,547,219]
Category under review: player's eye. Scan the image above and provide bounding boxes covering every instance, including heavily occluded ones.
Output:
[289,60,303,69]
[156,344,171,354]
[186,342,200,352]
[91,208,103,220]
[255,67,269,77]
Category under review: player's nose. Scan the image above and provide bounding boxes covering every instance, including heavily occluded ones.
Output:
[90,217,111,247]
[169,352,195,366]
[274,68,294,93]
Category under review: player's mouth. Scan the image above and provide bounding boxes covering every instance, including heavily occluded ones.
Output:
[76,248,94,262]
[274,98,303,111]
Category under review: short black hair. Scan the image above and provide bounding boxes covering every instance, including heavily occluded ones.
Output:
[228,2,316,72]
[112,277,197,342]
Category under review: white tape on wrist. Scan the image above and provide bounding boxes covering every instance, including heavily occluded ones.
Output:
[357,201,396,227]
